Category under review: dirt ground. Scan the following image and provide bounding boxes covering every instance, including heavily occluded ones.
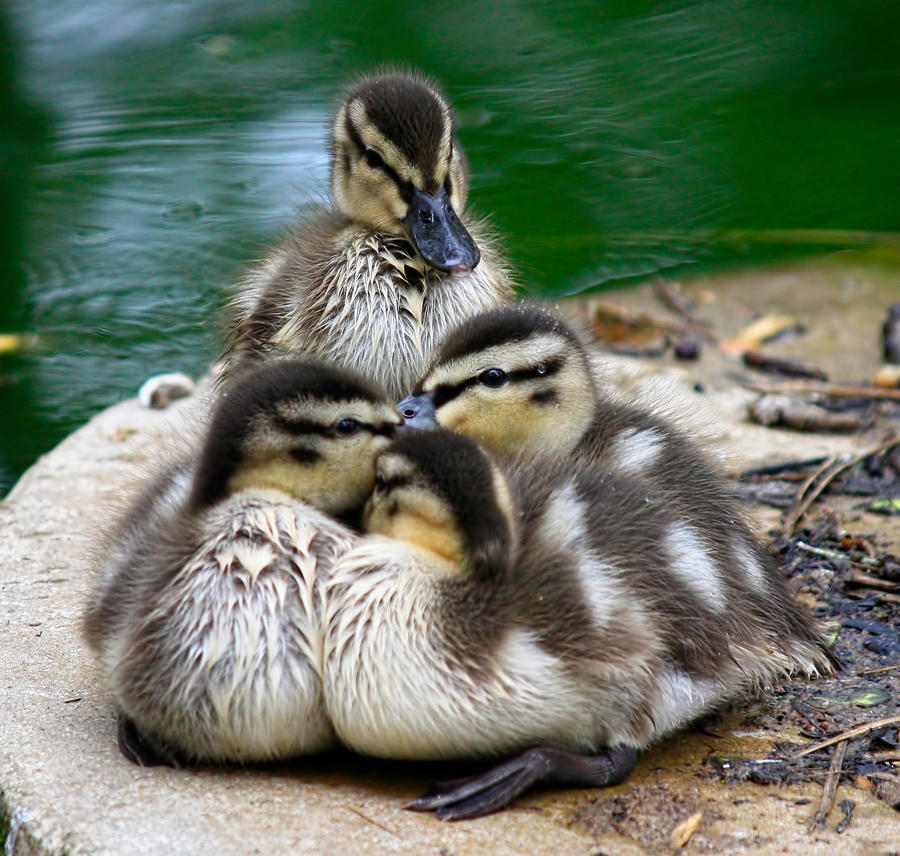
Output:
[2,252,898,855]
[561,251,900,854]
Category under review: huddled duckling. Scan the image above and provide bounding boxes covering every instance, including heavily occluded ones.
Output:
[322,430,835,820]
[224,72,514,399]
[399,302,788,597]
[84,359,400,766]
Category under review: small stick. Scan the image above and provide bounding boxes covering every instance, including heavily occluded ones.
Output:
[848,568,899,591]
[587,299,717,342]
[860,663,900,676]
[669,810,703,849]
[869,751,900,762]
[342,806,401,839]
[791,715,900,759]
[783,436,899,534]
[652,278,712,332]
[742,380,900,402]
[753,472,813,483]
[743,351,829,381]
[784,454,843,534]
[793,540,879,568]
[808,741,847,831]
[739,456,829,479]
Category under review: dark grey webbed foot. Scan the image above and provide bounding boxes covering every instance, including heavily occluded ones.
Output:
[405,744,638,820]
[117,712,183,768]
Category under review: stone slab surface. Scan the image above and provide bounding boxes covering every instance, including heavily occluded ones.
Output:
[2,257,899,854]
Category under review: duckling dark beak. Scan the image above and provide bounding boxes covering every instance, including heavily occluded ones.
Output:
[396,392,438,431]
[405,186,480,275]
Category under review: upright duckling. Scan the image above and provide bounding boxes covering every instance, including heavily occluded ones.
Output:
[322,431,834,819]
[399,302,784,593]
[84,360,400,766]
[224,72,514,399]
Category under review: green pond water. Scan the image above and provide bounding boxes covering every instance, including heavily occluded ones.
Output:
[1,0,898,493]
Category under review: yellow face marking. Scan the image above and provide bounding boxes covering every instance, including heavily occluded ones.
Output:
[331,92,465,228]
[420,334,594,458]
[230,399,399,514]
[365,459,468,574]
[374,505,466,572]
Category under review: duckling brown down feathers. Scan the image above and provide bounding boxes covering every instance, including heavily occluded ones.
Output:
[224,73,513,399]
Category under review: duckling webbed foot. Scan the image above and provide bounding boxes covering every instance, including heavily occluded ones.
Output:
[117,712,184,768]
[406,744,637,820]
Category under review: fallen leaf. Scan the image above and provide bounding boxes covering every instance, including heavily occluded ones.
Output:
[869,498,900,516]
[721,314,802,355]
[670,810,703,849]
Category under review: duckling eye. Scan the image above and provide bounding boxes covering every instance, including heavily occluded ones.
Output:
[332,418,361,437]
[478,368,508,388]
[537,364,548,375]
[364,148,385,170]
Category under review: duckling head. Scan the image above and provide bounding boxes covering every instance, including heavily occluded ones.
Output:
[191,359,401,515]
[331,72,480,275]
[398,304,596,459]
[365,430,516,579]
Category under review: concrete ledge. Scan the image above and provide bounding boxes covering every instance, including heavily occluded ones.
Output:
[3,261,899,854]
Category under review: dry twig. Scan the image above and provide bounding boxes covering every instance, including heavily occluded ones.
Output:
[791,715,900,760]
[342,806,401,839]
[739,456,829,479]
[783,455,843,534]
[860,663,900,676]
[793,540,878,568]
[670,811,703,849]
[782,436,899,533]
[869,751,900,763]
[742,380,900,402]
[848,568,899,591]
[652,278,712,332]
[748,395,863,432]
[587,299,716,342]
[808,741,847,831]
[743,350,828,380]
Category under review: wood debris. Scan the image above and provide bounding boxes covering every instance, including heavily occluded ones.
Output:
[720,314,802,355]
[791,715,900,760]
[587,298,715,342]
[669,810,703,849]
[742,350,828,380]
[652,278,713,335]
[742,379,900,402]
[808,740,847,831]
[782,436,899,533]
[747,394,863,432]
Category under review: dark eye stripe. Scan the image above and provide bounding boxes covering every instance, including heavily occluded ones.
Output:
[344,116,413,203]
[274,416,331,437]
[430,357,565,409]
[372,421,399,438]
[274,414,396,439]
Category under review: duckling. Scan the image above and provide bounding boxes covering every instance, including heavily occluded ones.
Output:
[84,359,400,766]
[224,72,514,399]
[322,430,834,820]
[398,302,788,598]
